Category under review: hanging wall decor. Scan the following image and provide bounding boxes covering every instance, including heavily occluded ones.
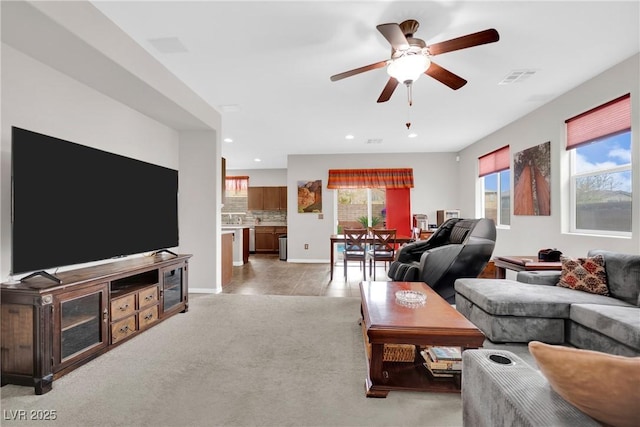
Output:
[514,141,551,215]
[297,180,322,213]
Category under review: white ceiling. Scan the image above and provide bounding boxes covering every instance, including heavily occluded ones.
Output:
[90,1,640,170]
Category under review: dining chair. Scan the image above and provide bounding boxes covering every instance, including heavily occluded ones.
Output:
[343,228,369,279]
[368,228,397,280]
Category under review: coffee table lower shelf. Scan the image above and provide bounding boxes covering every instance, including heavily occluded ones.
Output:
[361,323,461,398]
[364,355,462,397]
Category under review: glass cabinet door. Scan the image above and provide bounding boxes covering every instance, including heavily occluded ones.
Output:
[162,266,184,313]
[55,283,108,368]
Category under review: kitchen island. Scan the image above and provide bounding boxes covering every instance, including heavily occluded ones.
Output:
[221,226,250,266]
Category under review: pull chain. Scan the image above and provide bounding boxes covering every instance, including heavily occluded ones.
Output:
[405,82,412,130]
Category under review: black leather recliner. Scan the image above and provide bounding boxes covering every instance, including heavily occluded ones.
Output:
[388,218,496,303]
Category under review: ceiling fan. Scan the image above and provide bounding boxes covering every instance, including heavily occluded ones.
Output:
[330,20,499,104]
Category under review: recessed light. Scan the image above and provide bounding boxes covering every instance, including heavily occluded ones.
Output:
[408,133,418,138]
[254,158,261,162]
[345,134,354,140]
[223,138,233,143]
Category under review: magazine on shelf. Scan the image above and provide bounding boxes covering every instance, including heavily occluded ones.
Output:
[420,350,462,371]
[422,363,455,378]
[426,346,462,362]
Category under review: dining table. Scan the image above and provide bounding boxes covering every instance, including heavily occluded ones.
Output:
[329,233,414,280]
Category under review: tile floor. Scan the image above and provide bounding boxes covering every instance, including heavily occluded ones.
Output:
[220,254,391,297]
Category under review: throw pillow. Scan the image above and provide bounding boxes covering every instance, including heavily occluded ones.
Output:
[529,341,640,427]
[557,254,609,295]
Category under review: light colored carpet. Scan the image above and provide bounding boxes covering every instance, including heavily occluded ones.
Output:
[1,294,478,427]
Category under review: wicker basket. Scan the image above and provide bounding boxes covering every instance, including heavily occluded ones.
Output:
[382,344,416,362]
[361,320,415,362]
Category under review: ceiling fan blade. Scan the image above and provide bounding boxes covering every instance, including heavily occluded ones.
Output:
[425,62,467,90]
[330,60,387,82]
[377,78,399,103]
[376,23,410,50]
[427,28,499,56]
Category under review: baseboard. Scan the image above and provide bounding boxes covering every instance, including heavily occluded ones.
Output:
[285,258,329,264]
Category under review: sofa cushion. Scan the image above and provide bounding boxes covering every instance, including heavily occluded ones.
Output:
[516,270,561,286]
[570,304,640,350]
[529,341,640,427]
[588,249,640,306]
[454,278,629,318]
[557,255,609,296]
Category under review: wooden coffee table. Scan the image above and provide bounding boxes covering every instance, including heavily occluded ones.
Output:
[359,281,485,398]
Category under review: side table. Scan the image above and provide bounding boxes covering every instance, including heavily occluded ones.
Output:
[493,256,562,279]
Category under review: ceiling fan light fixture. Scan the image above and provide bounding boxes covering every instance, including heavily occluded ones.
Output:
[387,54,430,84]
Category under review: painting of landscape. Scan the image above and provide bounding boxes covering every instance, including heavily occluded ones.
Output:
[514,141,551,216]
[298,180,322,213]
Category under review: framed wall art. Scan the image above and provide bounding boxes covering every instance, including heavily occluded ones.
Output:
[514,141,551,216]
[297,180,322,213]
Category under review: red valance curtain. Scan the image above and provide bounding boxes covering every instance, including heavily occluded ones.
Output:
[327,168,414,189]
[478,145,510,177]
[225,176,249,193]
[565,93,631,150]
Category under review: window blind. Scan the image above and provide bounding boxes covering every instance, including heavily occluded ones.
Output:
[478,145,510,177]
[225,176,249,192]
[565,93,631,150]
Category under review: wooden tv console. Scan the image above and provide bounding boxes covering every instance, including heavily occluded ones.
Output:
[0,253,191,394]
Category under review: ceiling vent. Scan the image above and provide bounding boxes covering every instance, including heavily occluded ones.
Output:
[499,69,537,85]
[148,37,188,54]
[366,138,383,144]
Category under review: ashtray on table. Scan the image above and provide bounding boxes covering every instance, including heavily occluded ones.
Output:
[395,290,427,307]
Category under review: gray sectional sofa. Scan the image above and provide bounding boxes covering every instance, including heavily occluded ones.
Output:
[454,249,640,356]
[457,250,640,426]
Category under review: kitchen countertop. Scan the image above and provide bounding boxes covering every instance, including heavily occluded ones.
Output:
[254,222,287,226]
[221,225,252,229]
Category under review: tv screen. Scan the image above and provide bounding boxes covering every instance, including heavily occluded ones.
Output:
[11,127,179,275]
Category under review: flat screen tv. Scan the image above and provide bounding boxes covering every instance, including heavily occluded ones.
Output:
[11,127,179,276]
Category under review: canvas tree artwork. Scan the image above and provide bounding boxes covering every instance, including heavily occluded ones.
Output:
[514,141,551,216]
[297,180,322,213]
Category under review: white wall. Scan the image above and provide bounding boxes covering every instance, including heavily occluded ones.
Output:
[178,131,220,293]
[286,152,459,262]
[1,1,222,290]
[0,45,180,280]
[457,53,640,257]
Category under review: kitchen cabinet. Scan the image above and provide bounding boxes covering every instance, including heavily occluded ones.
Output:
[248,186,287,211]
[247,186,264,211]
[255,226,287,253]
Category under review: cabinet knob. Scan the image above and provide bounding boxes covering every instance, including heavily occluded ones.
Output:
[103,308,108,322]
[119,304,129,311]
[144,313,154,320]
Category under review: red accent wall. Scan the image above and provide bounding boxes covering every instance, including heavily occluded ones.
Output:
[385,188,411,237]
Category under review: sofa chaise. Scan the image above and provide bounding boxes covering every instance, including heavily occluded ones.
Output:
[454,249,640,356]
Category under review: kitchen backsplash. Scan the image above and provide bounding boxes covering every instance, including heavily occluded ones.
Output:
[223,197,286,224]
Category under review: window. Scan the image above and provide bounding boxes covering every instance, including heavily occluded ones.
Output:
[566,94,632,235]
[225,176,248,197]
[336,188,386,232]
[479,146,510,226]
[328,168,413,235]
